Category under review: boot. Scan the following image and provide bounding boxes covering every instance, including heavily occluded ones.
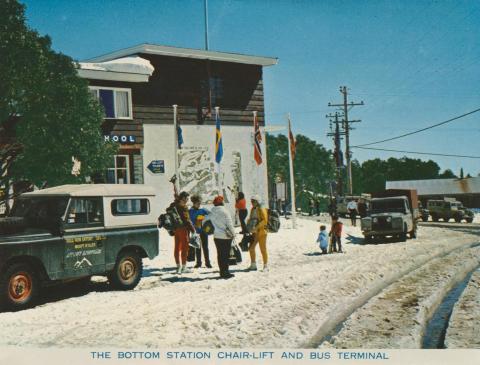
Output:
[182,265,192,274]
[247,262,257,271]
[176,264,182,274]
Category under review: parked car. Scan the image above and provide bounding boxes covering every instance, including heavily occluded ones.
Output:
[427,199,474,223]
[0,184,159,311]
[336,195,361,218]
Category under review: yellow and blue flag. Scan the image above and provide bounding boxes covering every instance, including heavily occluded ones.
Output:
[215,110,223,163]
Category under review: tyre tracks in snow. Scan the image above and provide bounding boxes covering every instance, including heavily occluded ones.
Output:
[304,240,480,348]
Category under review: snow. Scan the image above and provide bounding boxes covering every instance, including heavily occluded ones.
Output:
[445,270,480,348]
[0,217,479,348]
[79,56,154,75]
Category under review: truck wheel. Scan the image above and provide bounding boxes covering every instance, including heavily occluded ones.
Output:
[421,217,428,222]
[409,227,417,239]
[0,263,39,311]
[466,218,473,223]
[431,214,438,222]
[400,225,408,241]
[454,217,461,223]
[108,251,143,290]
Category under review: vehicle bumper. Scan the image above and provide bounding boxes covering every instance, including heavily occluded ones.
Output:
[362,229,403,236]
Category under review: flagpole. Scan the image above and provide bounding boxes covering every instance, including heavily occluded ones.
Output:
[287,113,297,229]
[215,106,222,193]
[173,104,179,192]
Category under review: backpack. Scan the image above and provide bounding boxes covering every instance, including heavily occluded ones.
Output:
[266,209,281,233]
[202,220,215,235]
[158,206,183,232]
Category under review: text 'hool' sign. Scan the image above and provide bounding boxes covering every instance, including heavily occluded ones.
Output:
[147,160,165,174]
[104,135,136,144]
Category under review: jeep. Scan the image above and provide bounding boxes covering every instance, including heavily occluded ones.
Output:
[0,184,159,311]
[427,199,474,223]
[361,196,416,242]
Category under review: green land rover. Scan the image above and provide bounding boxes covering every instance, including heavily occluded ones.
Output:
[427,199,474,223]
[0,184,159,311]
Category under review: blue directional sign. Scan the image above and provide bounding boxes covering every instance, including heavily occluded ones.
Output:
[147,160,165,174]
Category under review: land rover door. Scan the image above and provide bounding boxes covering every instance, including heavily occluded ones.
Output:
[63,197,106,278]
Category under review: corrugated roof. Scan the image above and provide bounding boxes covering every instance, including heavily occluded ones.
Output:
[386,177,480,195]
[23,184,156,197]
[85,43,278,67]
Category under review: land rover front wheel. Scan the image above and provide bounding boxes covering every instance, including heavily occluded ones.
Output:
[409,226,417,239]
[108,251,143,290]
[0,263,39,311]
[400,225,408,241]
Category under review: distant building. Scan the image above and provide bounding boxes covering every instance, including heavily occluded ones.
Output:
[386,177,480,208]
[77,44,277,215]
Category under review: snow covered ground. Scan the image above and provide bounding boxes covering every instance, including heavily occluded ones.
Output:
[445,270,480,348]
[0,217,479,348]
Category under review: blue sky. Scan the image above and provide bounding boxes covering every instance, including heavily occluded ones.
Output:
[22,0,480,175]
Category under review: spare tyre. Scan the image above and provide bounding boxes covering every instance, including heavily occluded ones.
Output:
[0,217,27,235]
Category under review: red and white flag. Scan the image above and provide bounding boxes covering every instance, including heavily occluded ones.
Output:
[253,111,262,165]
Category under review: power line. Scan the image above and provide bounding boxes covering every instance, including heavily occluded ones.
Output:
[353,146,480,159]
[354,107,480,147]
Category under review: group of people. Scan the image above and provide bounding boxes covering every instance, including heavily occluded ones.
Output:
[168,190,269,279]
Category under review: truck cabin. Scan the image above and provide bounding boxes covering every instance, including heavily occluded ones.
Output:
[427,200,460,211]
[370,197,410,215]
[9,197,68,233]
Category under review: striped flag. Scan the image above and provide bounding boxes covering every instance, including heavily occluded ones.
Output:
[288,118,296,160]
[215,109,223,163]
[253,111,262,165]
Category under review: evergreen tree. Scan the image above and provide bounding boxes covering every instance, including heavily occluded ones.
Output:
[266,133,335,210]
[0,0,116,193]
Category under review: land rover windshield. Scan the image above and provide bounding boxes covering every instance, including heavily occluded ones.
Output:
[371,199,407,214]
[10,197,69,228]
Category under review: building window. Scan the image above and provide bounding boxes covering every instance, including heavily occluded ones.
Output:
[107,155,130,184]
[111,199,150,216]
[89,86,132,119]
[201,76,224,109]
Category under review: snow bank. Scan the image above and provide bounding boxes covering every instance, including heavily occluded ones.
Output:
[79,56,154,75]
[445,270,480,348]
[0,217,478,348]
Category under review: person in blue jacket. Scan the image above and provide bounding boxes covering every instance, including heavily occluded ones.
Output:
[189,195,211,268]
[317,225,328,254]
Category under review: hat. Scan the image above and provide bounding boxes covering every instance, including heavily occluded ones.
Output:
[213,195,224,206]
[250,194,261,202]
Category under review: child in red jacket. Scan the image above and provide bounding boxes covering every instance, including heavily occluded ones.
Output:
[329,216,343,253]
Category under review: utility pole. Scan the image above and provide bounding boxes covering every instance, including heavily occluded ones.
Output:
[328,86,363,195]
[326,112,345,197]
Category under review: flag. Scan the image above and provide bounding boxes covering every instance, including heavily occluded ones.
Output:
[177,125,183,149]
[215,110,223,163]
[288,119,296,160]
[253,112,262,165]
